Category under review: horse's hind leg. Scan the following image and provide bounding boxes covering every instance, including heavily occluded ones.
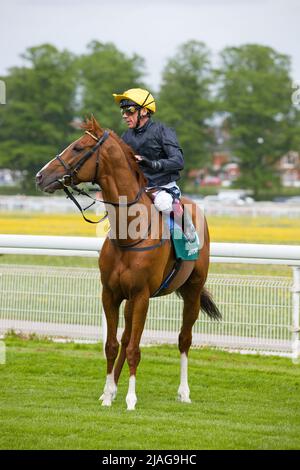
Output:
[177,282,202,403]
[99,287,121,407]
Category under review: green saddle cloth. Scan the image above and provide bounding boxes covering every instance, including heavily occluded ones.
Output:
[169,218,200,261]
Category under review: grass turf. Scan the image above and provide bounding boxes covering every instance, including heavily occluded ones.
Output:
[1,336,299,450]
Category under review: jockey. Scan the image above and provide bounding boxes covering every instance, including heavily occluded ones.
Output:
[113,87,196,242]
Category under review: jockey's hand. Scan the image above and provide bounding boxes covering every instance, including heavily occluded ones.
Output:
[136,155,163,171]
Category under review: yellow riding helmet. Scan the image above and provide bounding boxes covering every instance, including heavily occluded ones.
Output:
[113,88,156,113]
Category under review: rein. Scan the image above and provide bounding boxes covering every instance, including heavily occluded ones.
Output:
[55,129,162,251]
[56,130,110,223]
[56,129,145,223]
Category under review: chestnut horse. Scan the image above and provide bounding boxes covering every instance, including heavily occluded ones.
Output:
[36,116,221,410]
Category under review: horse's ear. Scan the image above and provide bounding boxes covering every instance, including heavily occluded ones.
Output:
[90,114,102,132]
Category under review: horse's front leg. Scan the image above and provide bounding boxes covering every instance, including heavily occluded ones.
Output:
[125,292,149,411]
[114,299,133,385]
[99,287,122,407]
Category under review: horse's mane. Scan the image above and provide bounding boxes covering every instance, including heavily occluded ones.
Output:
[81,116,147,188]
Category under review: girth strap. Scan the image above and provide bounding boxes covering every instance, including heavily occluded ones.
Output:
[110,237,167,252]
[151,258,183,297]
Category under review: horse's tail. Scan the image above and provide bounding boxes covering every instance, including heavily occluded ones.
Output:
[200,288,222,320]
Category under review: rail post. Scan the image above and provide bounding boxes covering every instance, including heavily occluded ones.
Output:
[291,266,300,363]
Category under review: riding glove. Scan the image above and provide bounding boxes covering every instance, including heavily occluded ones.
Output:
[138,157,163,171]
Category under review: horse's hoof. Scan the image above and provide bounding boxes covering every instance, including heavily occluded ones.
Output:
[177,389,192,403]
[99,390,117,406]
[126,394,137,411]
[126,404,136,411]
[178,395,192,404]
[177,384,191,403]
[99,385,117,403]
[101,399,112,407]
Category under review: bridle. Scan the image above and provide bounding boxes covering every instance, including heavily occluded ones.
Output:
[54,128,167,251]
[56,130,110,189]
[55,127,176,289]
[54,129,110,224]
[54,130,148,239]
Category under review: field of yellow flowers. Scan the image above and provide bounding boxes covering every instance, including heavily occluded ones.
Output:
[206,215,300,244]
[0,212,110,237]
[1,211,300,244]
[1,211,299,275]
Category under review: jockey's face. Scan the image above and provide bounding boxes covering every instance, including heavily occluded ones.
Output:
[121,106,149,129]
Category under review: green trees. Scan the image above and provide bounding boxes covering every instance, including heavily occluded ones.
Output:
[78,41,145,135]
[0,44,77,192]
[0,40,299,196]
[0,42,146,191]
[217,44,295,197]
[157,41,215,172]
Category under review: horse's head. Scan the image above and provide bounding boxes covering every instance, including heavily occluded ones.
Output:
[36,116,108,193]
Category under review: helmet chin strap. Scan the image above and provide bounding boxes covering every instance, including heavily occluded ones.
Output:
[135,108,142,129]
[134,91,153,129]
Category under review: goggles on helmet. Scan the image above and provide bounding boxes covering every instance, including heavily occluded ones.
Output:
[120,105,138,116]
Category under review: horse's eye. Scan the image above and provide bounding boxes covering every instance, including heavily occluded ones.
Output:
[73,145,83,152]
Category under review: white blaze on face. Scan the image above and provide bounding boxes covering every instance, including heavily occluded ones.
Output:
[39,156,57,173]
[57,141,75,157]
[39,141,76,173]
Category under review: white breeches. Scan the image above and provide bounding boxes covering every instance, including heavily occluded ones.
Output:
[150,183,180,213]
[153,191,173,212]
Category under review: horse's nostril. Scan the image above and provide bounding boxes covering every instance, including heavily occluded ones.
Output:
[35,172,43,184]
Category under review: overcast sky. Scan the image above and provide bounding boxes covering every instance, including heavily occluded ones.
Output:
[1,0,299,91]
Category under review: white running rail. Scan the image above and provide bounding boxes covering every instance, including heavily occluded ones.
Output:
[0,235,299,360]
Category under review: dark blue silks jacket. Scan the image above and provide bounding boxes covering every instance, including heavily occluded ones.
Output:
[121,119,184,187]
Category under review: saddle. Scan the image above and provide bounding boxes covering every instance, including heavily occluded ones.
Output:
[150,211,200,297]
[167,213,200,261]
[146,187,200,261]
